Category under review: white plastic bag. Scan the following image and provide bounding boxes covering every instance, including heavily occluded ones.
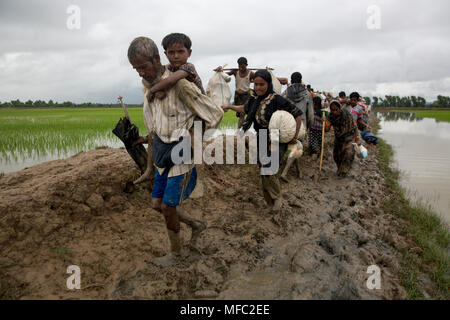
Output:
[267,69,282,94]
[206,72,232,106]
[353,143,368,159]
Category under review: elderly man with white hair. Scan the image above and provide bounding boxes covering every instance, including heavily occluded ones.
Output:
[128,36,223,266]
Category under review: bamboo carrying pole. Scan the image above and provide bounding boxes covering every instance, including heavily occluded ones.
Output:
[215,67,274,71]
[319,111,326,172]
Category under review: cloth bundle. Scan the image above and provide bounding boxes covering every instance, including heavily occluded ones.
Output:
[361,130,378,145]
[206,71,232,106]
[269,110,297,143]
[286,140,304,159]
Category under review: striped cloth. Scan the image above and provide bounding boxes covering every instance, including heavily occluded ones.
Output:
[142,67,224,177]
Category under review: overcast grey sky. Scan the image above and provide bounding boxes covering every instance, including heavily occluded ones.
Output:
[0,0,449,104]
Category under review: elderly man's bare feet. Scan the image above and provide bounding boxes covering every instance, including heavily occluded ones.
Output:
[190,220,207,246]
[270,198,282,214]
[151,251,187,267]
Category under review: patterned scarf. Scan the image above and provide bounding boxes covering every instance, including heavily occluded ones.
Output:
[328,100,356,139]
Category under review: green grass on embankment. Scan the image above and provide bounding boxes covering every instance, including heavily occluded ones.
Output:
[391,109,450,123]
[375,123,450,299]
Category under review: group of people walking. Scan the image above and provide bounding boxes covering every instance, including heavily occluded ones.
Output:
[126,32,374,266]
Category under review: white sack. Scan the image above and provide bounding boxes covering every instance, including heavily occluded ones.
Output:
[269,110,297,143]
[206,72,232,106]
[267,69,282,95]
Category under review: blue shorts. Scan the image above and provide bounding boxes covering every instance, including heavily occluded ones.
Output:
[151,167,197,206]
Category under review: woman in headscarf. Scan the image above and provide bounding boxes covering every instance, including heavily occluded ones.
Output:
[222,70,303,213]
[325,100,361,177]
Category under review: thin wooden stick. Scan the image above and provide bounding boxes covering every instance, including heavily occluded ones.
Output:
[216,67,274,71]
[319,111,326,172]
[118,96,130,120]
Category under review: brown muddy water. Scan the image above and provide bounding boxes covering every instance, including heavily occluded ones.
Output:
[377,112,450,225]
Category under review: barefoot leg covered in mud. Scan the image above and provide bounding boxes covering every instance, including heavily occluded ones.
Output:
[133,138,155,185]
[176,208,206,248]
[151,230,185,267]
[261,175,282,213]
[280,157,296,182]
[151,205,184,267]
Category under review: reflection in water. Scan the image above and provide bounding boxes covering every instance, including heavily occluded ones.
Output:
[378,114,450,225]
[376,111,423,122]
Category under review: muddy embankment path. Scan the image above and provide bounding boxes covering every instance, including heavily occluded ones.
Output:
[0,116,418,299]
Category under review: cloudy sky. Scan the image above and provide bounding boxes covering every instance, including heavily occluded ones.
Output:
[0,0,449,104]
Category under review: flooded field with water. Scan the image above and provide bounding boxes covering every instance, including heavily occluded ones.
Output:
[0,108,237,174]
[377,111,450,225]
[2,107,449,226]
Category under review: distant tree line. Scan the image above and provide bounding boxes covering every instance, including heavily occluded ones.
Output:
[0,99,143,108]
[368,95,450,109]
[2,96,449,109]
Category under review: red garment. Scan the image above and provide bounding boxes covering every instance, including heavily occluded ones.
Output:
[168,63,205,94]
[357,101,369,112]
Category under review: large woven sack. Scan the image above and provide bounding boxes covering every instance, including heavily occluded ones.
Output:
[268,69,282,94]
[206,72,232,106]
[269,110,296,143]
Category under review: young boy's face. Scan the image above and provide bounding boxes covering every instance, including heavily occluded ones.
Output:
[165,43,191,68]
[349,97,358,107]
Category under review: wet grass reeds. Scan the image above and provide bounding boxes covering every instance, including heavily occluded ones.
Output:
[0,107,237,166]
[0,108,146,162]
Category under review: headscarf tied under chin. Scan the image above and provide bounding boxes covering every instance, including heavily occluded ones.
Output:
[242,70,275,132]
[254,69,274,101]
[329,99,343,110]
[328,99,343,122]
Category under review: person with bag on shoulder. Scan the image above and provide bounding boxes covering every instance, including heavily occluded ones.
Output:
[222,70,303,214]
[283,72,314,142]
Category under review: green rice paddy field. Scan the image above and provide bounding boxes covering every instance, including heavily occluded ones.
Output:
[1,107,448,169]
[0,107,237,170]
